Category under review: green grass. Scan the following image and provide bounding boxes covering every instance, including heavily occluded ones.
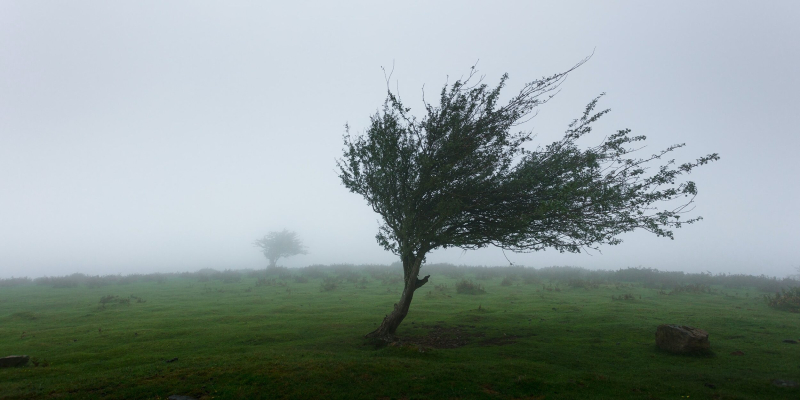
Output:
[1,271,799,399]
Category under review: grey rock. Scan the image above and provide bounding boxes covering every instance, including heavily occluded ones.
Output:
[0,355,30,368]
[655,324,710,354]
[772,379,798,388]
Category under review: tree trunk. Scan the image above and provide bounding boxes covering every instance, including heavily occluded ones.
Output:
[365,254,430,342]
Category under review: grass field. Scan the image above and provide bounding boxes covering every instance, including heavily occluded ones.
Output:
[1,265,799,399]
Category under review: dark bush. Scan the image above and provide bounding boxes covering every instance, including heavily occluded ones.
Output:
[764,287,800,312]
[0,277,32,287]
[456,279,485,295]
[129,295,146,303]
[355,277,369,289]
[99,295,131,308]
[320,277,338,292]
[670,284,714,294]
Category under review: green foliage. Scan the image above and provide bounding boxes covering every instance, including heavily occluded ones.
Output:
[670,284,715,294]
[455,279,485,295]
[355,277,369,289]
[337,61,718,335]
[98,295,131,308]
[543,283,562,292]
[764,287,800,312]
[337,270,360,283]
[0,277,32,287]
[338,61,718,260]
[320,277,338,292]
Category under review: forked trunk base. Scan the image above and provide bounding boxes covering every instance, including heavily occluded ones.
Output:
[365,308,407,342]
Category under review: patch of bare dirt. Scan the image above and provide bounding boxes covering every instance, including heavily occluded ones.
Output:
[395,324,525,349]
[397,324,482,348]
[478,334,520,346]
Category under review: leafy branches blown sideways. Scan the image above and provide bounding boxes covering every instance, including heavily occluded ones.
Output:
[338,61,719,259]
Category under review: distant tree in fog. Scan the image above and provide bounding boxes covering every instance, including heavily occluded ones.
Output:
[253,229,307,269]
[337,59,718,341]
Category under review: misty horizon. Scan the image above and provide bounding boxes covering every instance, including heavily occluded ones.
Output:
[2,1,799,279]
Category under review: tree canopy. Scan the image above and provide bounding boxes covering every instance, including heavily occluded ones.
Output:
[253,229,307,269]
[338,61,718,340]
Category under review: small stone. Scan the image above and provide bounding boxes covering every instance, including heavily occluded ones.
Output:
[0,355,30,368]
[655,324,710,354]
[165,357,178,363]
[772,379,798,388]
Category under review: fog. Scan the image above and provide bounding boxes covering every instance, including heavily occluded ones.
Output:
[1,1,798,279]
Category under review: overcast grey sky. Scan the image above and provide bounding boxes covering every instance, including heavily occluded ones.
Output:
[1,1,798,279]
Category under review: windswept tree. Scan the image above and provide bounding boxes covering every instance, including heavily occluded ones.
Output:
[253,229,307,269]
[337,60,718,341]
